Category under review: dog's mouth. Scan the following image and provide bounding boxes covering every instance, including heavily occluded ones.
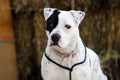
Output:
[50,42,61,48]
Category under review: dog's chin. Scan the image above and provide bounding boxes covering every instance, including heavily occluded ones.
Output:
[49,43,72,53]
[50,42,61,48]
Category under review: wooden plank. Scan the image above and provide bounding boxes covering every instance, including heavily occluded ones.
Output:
[0,0,14,40]
[0,0,18,80]
[0,43,18,80]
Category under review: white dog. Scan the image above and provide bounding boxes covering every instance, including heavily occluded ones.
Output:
[41,8,107,80]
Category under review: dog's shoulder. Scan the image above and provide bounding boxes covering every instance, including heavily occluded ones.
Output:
[86,48,107,80]
[86,48,101,68]
[87,47,99,60]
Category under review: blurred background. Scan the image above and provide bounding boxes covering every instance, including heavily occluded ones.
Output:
[0,0,120,80]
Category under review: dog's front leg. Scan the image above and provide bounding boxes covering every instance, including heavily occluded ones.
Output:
[92,57,107,80]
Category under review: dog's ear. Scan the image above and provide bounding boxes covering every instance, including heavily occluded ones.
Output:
[43,8,56,20]
[71,10,85,25]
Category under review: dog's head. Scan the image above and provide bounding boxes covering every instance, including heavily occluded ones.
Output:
[43,8,85,53]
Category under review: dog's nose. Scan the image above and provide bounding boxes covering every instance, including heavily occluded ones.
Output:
[51,33,61,43]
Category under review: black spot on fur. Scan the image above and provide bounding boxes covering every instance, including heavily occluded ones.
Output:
[46,10,60,33]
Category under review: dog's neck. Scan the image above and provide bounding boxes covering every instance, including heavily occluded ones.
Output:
[53,47,76,58]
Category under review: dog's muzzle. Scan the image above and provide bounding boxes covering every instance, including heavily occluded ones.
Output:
[51,33,61,44]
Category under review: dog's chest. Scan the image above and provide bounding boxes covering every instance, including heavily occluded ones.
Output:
[41,55,91,80]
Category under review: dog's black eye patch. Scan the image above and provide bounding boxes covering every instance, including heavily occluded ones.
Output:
[46,10,60,33]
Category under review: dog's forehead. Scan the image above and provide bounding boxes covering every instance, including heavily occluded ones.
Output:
[59,10,73,19]
[58,11,75,24]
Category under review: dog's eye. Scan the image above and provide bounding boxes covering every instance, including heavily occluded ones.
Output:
[65,25,71,29]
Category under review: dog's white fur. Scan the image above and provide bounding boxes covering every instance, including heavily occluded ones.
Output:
[41,8,107,80]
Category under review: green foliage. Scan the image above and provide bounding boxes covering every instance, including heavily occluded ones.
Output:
[100,50,119,63]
